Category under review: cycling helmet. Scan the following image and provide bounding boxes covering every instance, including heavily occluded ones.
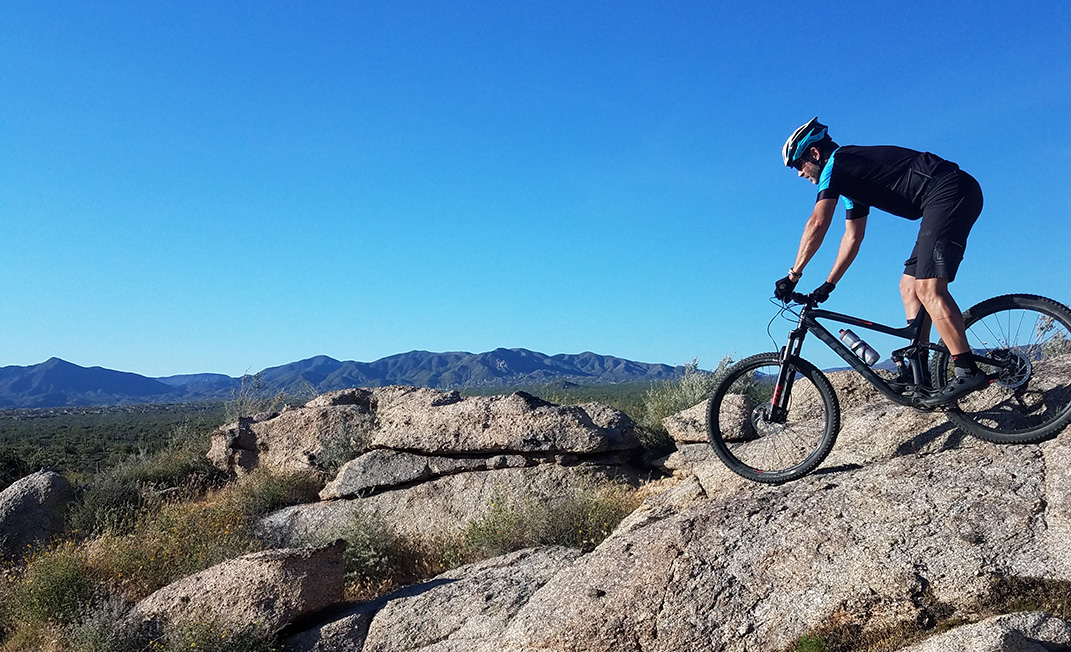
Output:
[782,117,828,167]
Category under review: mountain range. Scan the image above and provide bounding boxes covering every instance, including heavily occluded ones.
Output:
[0,349,686,409]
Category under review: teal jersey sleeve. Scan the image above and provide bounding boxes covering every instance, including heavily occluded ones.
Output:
[816,148,869,219]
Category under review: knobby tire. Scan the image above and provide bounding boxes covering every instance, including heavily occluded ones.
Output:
[706,352,840,484]
[931,294,1071,444]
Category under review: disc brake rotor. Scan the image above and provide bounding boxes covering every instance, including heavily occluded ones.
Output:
[992,350,1032,390]
[751,403,784,436]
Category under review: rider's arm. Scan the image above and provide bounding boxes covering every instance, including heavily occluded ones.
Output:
[826,216,867,284]
[790,198,838,275]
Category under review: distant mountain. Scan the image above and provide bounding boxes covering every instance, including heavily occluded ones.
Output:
[0,357,182,408]
[0,349,686,409]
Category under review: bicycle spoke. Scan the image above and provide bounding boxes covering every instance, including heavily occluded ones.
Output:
[943,296,1071,442]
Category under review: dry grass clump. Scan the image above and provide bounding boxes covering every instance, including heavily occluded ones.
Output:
[640,357,736,447]
[460,481,642,559]
[303,479,644,603]
[84,468,321,600]
[0,467,320,652]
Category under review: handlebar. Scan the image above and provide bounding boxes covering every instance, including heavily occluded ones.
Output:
[787,291,820,306]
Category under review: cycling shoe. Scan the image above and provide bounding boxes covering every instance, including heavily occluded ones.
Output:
[918,367,989,407]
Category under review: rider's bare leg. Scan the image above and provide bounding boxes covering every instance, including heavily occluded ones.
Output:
[911,277,969,356]
[899,274,932,343]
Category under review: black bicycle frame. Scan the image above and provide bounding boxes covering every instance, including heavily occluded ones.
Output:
[774,298,937,411]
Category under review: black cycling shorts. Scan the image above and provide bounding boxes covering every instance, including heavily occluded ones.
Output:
[903,170,983,281]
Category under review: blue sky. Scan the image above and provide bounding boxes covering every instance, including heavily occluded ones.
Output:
[2,1,1069,377]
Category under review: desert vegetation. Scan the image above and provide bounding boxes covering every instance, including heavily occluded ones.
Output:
[6,361,1064,651]
[0,374,673,651]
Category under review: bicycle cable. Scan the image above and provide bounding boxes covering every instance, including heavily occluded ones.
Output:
[766,297,801,350]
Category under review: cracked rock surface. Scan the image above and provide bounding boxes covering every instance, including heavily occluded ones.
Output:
[290,367,1071,651]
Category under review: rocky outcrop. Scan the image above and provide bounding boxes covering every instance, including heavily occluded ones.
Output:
[260,463,637,545]
[0,470,74,558]
[208,387,642,477]
[901,612,1071,651]
[367,388,639,454]
[248,387,645,545]
[283,363,1071,652]
[287,547,581,652]
[207,404,375,475]
[128,541,345,634]
[293,434,1071,651]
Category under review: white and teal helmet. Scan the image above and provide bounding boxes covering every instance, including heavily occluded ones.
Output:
[782,117,829,167]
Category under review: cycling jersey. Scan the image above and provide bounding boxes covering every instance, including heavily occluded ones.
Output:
[815,145,983,281]
[816,145,961,220]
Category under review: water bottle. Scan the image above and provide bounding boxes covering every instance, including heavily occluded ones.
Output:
[839,329,880,366]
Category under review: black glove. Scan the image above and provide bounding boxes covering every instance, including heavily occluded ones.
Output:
[774,275,798,301]
[811,281,836,303]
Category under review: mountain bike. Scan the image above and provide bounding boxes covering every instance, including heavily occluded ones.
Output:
[705,293,1071,484]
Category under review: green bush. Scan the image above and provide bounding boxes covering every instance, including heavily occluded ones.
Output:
[65,593,136,652]
[314,508,397,584]
[0,449,38,492]
[795,637,827,652]
[68,428,227,538]
[461,481,641,560]
[65,597,280,652]
[640,356,736,438]
[12,543,98,627]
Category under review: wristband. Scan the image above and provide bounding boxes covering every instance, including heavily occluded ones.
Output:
[788,268,802,280]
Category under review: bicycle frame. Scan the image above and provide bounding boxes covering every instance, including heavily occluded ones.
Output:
[774,296,939,411]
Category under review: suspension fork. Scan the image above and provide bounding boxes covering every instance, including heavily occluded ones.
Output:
[770,314,810,422]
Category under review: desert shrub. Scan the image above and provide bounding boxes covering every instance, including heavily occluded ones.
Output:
[148,619,280,652]
[460,481,642,560]
[65,599,279,652]
[85,497,259,600]
[64,593,137,652]
[225,468,323,521]
[641,357,735,436]
[67,473,143,538]
[312,508,396,584]
[11,543,98,627]
[0,450,38,492]
[225,373,315,423]
[68,428,226,538]
[83,469,319,600]
[302,505,448,602]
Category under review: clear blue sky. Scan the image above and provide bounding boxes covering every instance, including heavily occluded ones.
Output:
[2,1,1069,377]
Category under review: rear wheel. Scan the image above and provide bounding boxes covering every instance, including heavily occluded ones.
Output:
[706,352,840,483]
[931,294,1071,443]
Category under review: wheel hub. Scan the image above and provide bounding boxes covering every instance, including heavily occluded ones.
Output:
[751,403,784,436]
[991,349,1032,390]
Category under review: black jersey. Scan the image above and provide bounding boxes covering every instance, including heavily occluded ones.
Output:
[816,145,961,220]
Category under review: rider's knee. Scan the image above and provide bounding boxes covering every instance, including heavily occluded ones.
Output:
[913,277,950,305]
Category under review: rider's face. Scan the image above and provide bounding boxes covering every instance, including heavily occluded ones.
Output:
[794,148,823,185]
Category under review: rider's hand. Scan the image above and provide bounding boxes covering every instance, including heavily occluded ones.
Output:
[811,281,836,303]
[774,275,798,301]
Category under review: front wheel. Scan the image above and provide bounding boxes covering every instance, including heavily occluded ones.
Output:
[931,294,1071,444]
[706,352,840,483]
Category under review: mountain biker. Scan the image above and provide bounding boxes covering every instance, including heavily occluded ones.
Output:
[773,117,986,406]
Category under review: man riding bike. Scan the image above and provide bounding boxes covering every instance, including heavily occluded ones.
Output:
[774,117,986,406]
